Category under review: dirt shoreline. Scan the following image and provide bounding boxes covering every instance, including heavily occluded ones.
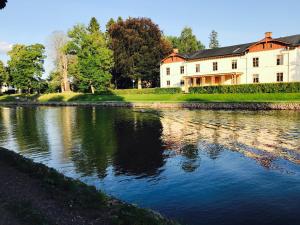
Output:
[0,147,179,225]
[0,101,300,110]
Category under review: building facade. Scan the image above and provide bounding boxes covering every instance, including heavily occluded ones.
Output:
[160,32,300,92]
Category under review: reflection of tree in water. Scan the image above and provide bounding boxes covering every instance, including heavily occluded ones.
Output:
[0,108,9,143]
[180,144,200,172]
[71,107,117,178]
[12,107,49,153]
[113,111,165,177]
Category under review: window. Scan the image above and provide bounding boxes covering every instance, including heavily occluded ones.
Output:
[277,55,284,65]
[180,66,185,74]
[213,62,218,71]
[253,74,259,83]
[196,64,200,73]
[180,80,185,86]
[277,73,283,82]
[253,57,259,67]
[166,67,170,75]
[167,80,170,86]
[232,60,237,69]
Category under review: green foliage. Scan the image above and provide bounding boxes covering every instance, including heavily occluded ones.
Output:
[0,60,8,86]
[166,36,180,49]
[108,17,172,88]
[7,44,46,92]
[113,87,181,95]
[189,82,300,94]
[167,27,205,53]
[47,71,61,93]
[179,27,205,53]
[67,18,114,93]
[209,30,220,49]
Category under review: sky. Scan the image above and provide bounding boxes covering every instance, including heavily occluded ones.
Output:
[1,0,300,76]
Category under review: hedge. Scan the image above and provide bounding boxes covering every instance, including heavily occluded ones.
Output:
[111,87,182,95]
[189,82,300,94]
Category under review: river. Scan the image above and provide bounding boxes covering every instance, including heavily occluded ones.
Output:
[0,106,299,225]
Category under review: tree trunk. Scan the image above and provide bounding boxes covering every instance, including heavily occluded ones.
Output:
[60,54,70,92]
[138,78,142,89]
[18,89,22,94]
[91,85,95,94]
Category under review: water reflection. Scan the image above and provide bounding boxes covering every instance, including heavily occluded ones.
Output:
[0,107,300,225]
[0,107,299,176]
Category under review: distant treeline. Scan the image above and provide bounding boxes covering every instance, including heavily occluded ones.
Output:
[0,16,220,94]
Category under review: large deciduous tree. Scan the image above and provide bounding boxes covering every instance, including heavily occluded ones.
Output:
[0,60,8,94]
[48,31,71,92]
[166,27,205,53]
[67,17,113,93]
[108,17,172,89]
[209,30,220,49]
[7,44,46,93]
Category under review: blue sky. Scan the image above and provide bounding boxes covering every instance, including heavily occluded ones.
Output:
[1,0,300,76]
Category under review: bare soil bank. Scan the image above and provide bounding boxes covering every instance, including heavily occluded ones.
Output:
[0,148,179,225]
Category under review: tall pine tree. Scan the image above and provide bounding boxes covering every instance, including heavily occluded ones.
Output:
[209,30,220,49]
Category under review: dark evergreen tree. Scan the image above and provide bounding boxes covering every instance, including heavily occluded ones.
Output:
[209,30,220,49]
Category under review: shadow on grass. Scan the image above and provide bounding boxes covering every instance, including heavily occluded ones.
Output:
[67,90,126,102]
[0,94,40,102]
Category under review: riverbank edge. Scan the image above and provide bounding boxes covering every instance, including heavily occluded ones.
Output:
[0,147,180,225]
[0,101,300,110]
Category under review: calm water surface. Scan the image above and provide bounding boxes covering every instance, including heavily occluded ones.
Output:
[0,106,299,225]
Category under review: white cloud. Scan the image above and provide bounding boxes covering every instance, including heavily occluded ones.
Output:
[0,41,13,54]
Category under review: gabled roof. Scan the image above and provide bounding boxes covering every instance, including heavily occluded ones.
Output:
[177,34,300,61]
[275,34,300,47]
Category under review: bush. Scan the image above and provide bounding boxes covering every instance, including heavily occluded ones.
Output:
[112,87,182,95]
[189,82,300,94]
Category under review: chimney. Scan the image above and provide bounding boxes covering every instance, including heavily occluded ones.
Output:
[265,32,273,39]
[173,48,179,54]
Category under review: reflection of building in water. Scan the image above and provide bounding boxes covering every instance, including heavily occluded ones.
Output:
[160,110,300,167]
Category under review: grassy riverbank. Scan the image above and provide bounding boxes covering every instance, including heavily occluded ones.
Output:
[0,147,179,225]
[1,92,300,103]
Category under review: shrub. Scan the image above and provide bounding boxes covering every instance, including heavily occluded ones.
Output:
[112,87,182,95]
[189,82,300,94]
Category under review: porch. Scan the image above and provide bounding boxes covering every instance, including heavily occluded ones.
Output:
[183,73,242,92]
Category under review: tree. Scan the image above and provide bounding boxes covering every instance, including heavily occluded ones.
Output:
[0,0,7,9]
[108,17,172,89]
[209,30,220,49]
[67,18,113,93]
[47,31,70,92]
[166,27,205,53]
[0,60,8,94]
[166,36,180,49]
[7,44,46,93]
[178,27,205,53]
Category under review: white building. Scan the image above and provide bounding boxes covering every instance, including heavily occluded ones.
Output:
[160,32,300,92]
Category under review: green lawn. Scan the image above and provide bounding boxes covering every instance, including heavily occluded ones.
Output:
[1,92,300,103]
